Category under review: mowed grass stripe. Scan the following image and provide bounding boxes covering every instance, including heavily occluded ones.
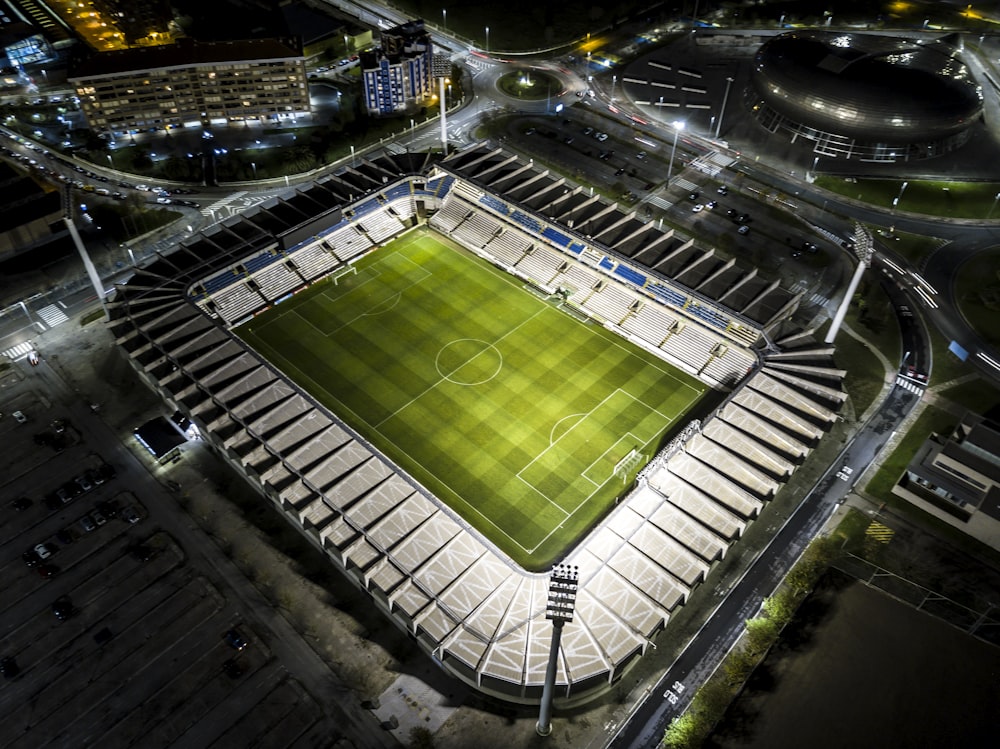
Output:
[236,230,707,568]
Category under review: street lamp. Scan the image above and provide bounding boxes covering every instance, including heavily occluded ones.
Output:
[251,161,257,179]
[611,74,617,102]
[715,76,734,138]
[442,8,446,31]
[667,120,685,183]
[106,153,113,169]
[989,192,1000,219]
[893,180,908,209]
[485,26,490,55]
[536,564,578,737]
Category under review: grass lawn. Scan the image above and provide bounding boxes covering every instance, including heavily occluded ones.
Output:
[954,249,1000,349]
[237,231,707,569]
[816,177,1000,219]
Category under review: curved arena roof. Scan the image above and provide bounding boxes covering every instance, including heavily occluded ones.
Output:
[109,147,844,704]
[750,31,982,157]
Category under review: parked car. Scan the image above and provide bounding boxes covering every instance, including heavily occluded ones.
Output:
[34,543,56,560]
[76,475,93,493]
[120,505,142,524]
[738,225,750,235]
[717,185,728,195]
[21,549,41,567]
[52,596,73,621]
[10,497,32,511]
[223,658,245,679]
[223,628,248,652]
[91,509,108,526]
[13,410,26,424]
[55,528,74,545]
[36,563,57,579]
[79,514,97,533]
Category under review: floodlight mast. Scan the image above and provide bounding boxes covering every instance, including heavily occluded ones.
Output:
[536,564,579,737]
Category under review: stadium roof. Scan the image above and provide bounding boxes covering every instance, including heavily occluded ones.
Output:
[437,143,797,332]
[107,152,845,703]
[751,31,982,143]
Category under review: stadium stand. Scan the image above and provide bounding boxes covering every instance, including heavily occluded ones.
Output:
[212,282,267,323]
[483,229,532,266]
[511,245,561,287]
[358,207,407,243]
[582,282,635,324]
[325,226,374,263]
[252,259,302,300]
[288,241,341,282]
[108,154,846,707]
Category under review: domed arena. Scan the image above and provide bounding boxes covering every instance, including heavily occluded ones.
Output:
[748,31,983,161]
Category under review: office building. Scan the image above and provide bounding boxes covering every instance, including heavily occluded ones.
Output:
[894,412,1000,546]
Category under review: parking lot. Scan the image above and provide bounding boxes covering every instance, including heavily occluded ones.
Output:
[0,327,363,747]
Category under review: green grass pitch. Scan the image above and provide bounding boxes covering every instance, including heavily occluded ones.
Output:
[236,229,707,568]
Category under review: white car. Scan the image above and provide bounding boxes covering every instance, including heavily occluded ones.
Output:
[691,204,704,213]
[595,132,609,142]
[13,410,26,424]
[34,543,53,560]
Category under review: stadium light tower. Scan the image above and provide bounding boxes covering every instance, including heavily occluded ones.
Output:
[536,564,578,737]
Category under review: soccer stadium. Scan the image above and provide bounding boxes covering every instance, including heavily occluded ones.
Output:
[109,144,846,704]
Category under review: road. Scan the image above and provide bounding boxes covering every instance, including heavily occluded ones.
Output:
[609,377,920,748]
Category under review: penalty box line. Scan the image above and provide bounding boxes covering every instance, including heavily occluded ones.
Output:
[516,388,665,515]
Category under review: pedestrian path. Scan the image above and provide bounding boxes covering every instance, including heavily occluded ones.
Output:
[36,304,68,328]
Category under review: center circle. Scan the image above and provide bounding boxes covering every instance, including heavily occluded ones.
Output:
[436,339,503,386]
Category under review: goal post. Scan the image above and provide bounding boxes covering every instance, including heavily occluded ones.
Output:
[331,265,357,285]
[613,448,645,484]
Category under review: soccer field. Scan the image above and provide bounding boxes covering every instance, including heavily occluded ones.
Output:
[236,230,707,568]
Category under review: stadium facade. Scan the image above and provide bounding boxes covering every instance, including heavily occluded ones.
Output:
[748,31,983,161]
[110,144,845,705]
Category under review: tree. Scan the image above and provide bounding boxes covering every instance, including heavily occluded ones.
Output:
[409,726,434,749]
[762,591,795,624]
[663,713,699,749]
[744,616,779,656]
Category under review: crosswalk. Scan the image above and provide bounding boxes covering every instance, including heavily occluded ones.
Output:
[808,292,831,307]
[895,375,925,395]
[36,304,68,328]
[1,341,33,360]
[200,190,247,217]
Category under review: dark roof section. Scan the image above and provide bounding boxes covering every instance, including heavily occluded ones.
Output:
[134,416,185,458]
[0,161,62,232]
[752,31,983,142]
[69,37,304,80]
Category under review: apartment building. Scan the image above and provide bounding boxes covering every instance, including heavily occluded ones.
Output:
[69,37,310,134]
[360,19,432,116]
